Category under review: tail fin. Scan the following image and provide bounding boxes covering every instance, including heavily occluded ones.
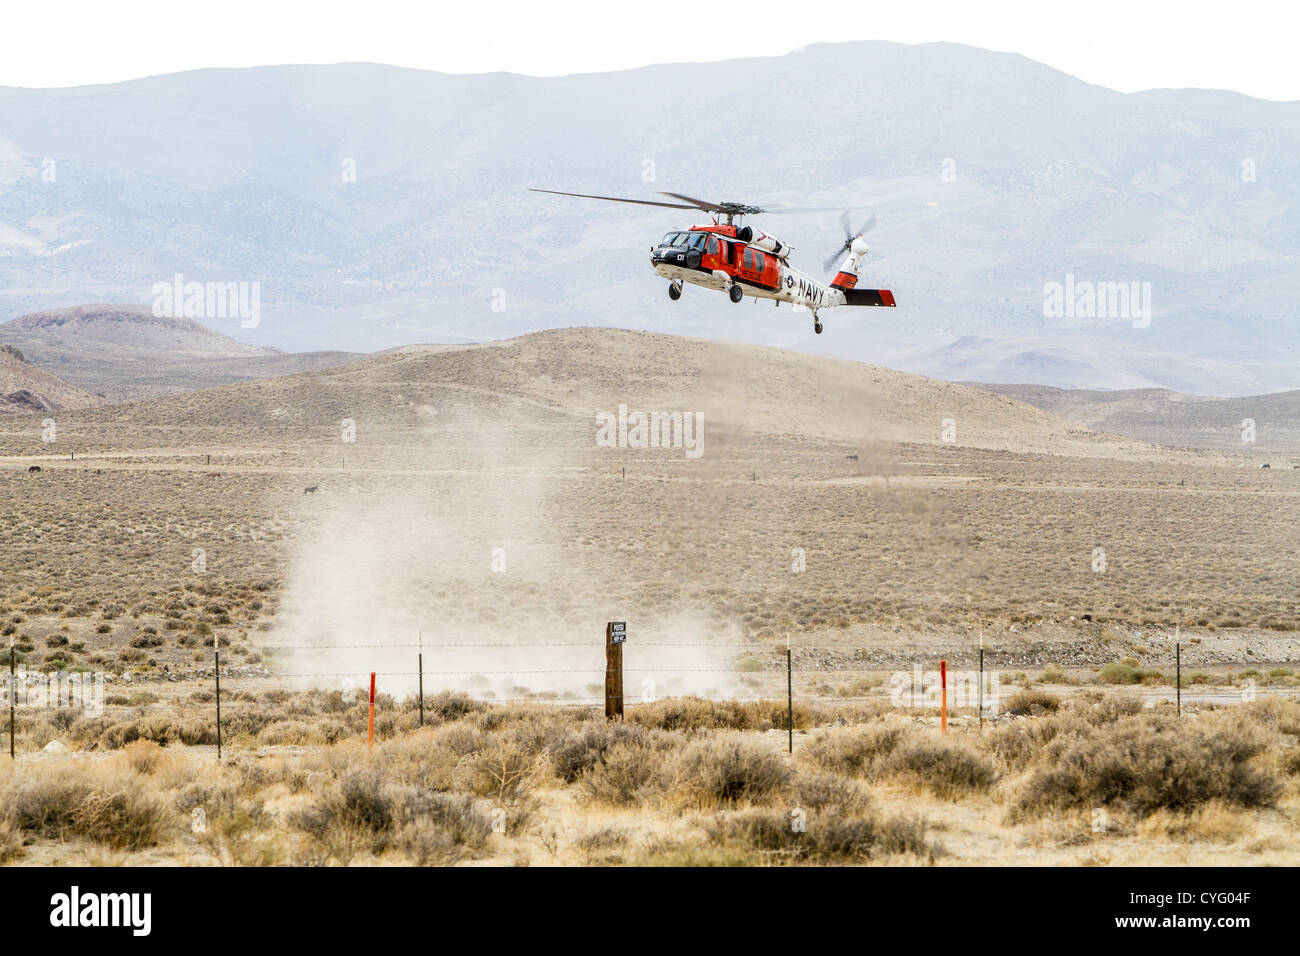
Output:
[831,237,895,305]
[830,236,870,291]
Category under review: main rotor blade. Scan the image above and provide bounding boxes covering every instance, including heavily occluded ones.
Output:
[656,191,734,214]
[759,204,862,215]
[529,188,697,210]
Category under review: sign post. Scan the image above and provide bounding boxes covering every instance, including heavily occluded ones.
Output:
[605,622,625,721]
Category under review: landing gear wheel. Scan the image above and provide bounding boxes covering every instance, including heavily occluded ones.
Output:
[814,319,823,334]
[728,283,744,304]
[668,281,682,301]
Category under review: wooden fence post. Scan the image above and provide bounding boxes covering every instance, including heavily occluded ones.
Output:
[605,622,625,720]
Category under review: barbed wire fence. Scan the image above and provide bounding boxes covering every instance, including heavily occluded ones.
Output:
[4,628,1292,760]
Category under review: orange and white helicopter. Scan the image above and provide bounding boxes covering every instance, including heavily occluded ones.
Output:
[530,188,895,334]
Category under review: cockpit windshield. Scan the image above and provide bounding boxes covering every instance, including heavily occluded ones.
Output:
[659,231,711,249]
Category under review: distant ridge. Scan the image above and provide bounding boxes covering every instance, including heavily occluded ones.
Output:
[973,382,1300,454]
[5,305,276,357]
[0,305,362,402]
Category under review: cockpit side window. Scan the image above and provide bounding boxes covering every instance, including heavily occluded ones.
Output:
[705,236,719,255]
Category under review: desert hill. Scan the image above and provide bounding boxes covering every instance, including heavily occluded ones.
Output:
[5,304,276,356]
[68,327,1171,459]
[0,344,102,413]
[0,305,361,401]
[976,382,1300,456]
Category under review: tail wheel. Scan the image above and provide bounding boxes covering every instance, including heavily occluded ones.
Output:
[728,283,744,304]
[814,319,824,334]
[668,281,682,301]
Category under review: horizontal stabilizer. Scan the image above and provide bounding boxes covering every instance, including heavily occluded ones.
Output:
[842,288,896,307]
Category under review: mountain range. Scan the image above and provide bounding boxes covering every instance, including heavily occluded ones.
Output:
[1,41,1297,395]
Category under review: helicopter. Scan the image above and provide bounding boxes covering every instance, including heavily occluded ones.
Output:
[529,188,895,334]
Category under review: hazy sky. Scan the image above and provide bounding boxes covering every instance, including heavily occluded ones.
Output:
[3,0,1296,100]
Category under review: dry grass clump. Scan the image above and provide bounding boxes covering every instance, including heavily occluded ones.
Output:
[1010,712,1282,818]
[1136,802,1253,844]
[1003,689,1061,714]
[0,762,172,850]
[884,735,998,798]
[96,713,215,749]
[803,723,996,798]
[574,826,631,864]
[257,719,347,746]
[1098,661,1167,685]
[629,698,817,732]
[452,735,552,802]
[0,819,24,863]
[552,720,651,782]
[578,732,681,806]
[983,691,1144,770]
[791,772,872,813]
[703,806,934,863]
[668,735,793,808]
[800,724,909,776]
[1234,697,1300,738]
[394,794,495,866]
[291,766,495,864]
[426,691,486,724]
[196,797,284,866]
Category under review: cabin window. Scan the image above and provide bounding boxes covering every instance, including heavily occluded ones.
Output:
[706,236,718,255]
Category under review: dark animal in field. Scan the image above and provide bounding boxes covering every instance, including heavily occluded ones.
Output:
[1262,463,1271,469]
[27,465,41,473]
[304,486,319,494]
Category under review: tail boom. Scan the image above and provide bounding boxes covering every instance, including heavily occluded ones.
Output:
[841,288,896,307]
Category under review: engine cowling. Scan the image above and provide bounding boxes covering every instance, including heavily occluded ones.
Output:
[745,229,792,260]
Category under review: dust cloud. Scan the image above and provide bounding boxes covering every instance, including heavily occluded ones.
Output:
[266,407,745,704]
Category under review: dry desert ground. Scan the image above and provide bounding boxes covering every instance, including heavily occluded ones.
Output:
[0,328,1297,866]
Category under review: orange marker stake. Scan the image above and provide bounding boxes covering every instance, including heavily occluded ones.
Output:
[940,659,948,734]
[368,672,376,749]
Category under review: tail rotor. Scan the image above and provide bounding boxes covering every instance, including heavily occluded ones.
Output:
[823,211,876,273]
